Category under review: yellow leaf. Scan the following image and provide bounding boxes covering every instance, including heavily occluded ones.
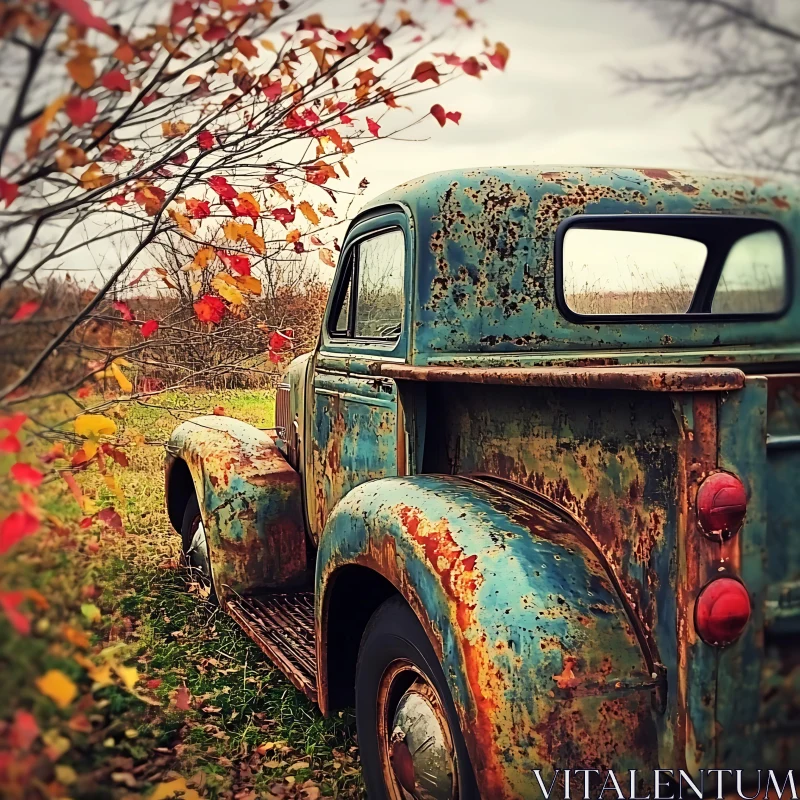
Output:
[111,362,132,394]
[212,276,244,305]
[82,496,99,515]
[36,670,78,709]
[81,603,101,623]
[75,414,117,439]
[112,662,139,692]
[104,475,125,503]
[82,440,99,460]
[297,200,320,225]
[55,765,78,785]
[190,281,202,295]
[235,275,262,295]
[244,227,265,254]
[150,777,201,800]
[42,729,72,758]
[161,120,191,139]
[223,219,245,242]
[74,653,114,687]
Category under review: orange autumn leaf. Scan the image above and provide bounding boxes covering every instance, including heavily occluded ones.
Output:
[66,45,97,89]
[56,143,88,172]
[223,219,246,242]
[244,226,265,254]
[236,191,260,217]
[79,163,113,190]
[26,95,67,158]
[169,209,195,234]
[235,275,262,295]
[162,120,191,138]
[191,246,216,270]
[234,35,258,59]
[270,182,293,202]
[286,229,300,243]
[297,200,319,225]
[319,248,335,268]
[36,669,78,709]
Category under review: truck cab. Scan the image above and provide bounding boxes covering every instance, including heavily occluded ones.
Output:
[166,166,800,800]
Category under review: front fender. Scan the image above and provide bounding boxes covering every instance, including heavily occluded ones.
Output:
[317,475,660,800]
[167,416,308,599]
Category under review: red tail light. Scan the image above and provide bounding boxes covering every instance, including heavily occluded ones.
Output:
[695,578,751,646]
[696,472,747,539]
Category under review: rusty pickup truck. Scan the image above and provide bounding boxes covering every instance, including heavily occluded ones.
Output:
[165,166,800,800]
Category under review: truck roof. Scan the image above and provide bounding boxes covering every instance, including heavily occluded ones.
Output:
[358,166,800,365]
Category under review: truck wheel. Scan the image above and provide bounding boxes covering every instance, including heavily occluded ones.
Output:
[180,495,216,602]
[355,596,478,800]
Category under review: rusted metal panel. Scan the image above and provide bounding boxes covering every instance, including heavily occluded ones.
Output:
[167,416,309,600]
[377,363,746,392]
[308,363,398,537]
[359,167,800,360]
[317,475,661,800]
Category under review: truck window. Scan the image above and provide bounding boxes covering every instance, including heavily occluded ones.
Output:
[329,228,405,340]
[558,215,789,319]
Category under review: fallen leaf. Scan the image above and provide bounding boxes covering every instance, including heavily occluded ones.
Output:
[36,669,78,709]
[10,709,39,750]
[150,777,200,800]
[81,603,101,623]
[113,663,139,691]
[174,684,192,711]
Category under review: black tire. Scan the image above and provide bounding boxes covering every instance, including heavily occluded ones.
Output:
[356,596,479,800]
[180,495,216,602]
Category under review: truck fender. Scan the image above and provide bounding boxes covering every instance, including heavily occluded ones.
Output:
[166,415,308,599]
[317,474,660,800]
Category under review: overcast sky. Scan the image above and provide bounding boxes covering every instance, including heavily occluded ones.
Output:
[339,0,727,207]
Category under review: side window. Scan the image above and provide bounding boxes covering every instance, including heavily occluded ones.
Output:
[711,230,787,313]
[329,228,405,340]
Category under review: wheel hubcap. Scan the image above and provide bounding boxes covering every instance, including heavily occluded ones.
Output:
[378,661,457,800]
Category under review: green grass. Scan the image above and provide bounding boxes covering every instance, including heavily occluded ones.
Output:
[0,388,362,799]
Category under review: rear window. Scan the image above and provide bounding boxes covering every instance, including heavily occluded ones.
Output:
[557,215,790,319]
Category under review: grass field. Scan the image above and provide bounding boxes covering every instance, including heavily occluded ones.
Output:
[0,390,362,800]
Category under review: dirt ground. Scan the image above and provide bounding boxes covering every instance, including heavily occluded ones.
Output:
[0,390,363,800]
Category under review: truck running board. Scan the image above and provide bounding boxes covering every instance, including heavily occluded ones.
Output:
[226,592,318,702]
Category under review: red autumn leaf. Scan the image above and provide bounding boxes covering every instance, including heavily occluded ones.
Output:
[0,511,39,555]
[272,206,296,226]
[76,386,92,399]
[208,175,237,201]
[430,104,461,126]
[0,178,19,208]
[213,406,225,416]
[369,41,393,62]
[65,96,97,127]
[194,294,226,324]
[129,268,150,286]
[412,61,440,84]
[185,198,210,218]
[340,113,353,124]
[433,52,463,67]
[106,194,128,206]
[97,507,123,531]
[101,70,131,91]
[10,300,39,322]
[219,252,251,276]
[102,144,133,162]
[53,0,114,35]
[268,350,281,364]
[0,412,26,454]
[460,56,483,77]
[147,677,162,689]
[197,130,214,150]
[203,24,229,42]
[10,463,44,488]
[171,0,194,26]
[262,81,281,102]
[485,42,509,71]
[140,319,159,338]
[268,329,293,353]
[171,150,189,165]
[0,434,21,454]
[101,444,129,467]
[112,300,135,322]
[0,592,31,636]
[174,684,192,710]
[367,117,380,137]
[10,710,39,749]
[142,92,161,106]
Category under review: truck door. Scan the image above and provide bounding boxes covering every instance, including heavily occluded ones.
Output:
[306,212,411,539]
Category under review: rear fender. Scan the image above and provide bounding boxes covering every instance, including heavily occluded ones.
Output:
[316,474,660,799]
[166,416,308,599]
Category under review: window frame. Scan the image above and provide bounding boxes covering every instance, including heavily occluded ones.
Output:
[554,213,793,324]
[327,225,407,343]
